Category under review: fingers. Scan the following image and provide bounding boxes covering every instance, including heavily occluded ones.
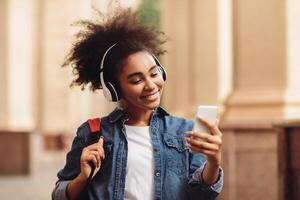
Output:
[86,144,105,159]
[98,136,104,147]
[81,137,106,168]
[197,116,212,129]
[185,128,222,164]
[89,152,99,168]
[82,149,104,168]
[196,117,222,136]
[97,137,105,160]
[89,137,105,157]
[89,150,101,166]
[187,144,218,156]
[185,137,220,152]
[186,131,222,145]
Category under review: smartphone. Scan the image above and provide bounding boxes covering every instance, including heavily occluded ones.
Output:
[193,105,218,133]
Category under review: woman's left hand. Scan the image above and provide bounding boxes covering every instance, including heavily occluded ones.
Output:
[185,117,222,166]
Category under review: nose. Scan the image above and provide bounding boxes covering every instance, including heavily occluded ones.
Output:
[144,78,156,91]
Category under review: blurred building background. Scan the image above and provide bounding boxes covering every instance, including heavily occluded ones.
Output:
[1,0,300,199]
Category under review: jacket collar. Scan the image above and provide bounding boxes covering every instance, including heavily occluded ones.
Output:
[108,106,169,123]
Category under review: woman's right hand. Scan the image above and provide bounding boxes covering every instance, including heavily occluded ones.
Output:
[79,136,105,179]
[66,137,105,200]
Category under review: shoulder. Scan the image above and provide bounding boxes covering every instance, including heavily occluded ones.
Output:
[164,115,193,127]
[165,114,192,124]
[156,107,193,127]
[158,114,194,135]
[75,116,111,140]
[76,121,90,137]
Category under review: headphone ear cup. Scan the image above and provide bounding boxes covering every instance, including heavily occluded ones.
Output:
[158,66,167,81]
[102,84,113,102]
[105,81,119,102]
[152,55,167,81]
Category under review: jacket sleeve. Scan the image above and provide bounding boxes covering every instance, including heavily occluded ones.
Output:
[52,180,71,200]
[187,152,224,200]
[52,126,87,200]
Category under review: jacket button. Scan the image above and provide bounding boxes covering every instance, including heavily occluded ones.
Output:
[155,171,161,177]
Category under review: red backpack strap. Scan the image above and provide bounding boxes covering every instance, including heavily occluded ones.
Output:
[87,118,101,133]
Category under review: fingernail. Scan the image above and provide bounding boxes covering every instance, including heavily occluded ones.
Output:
[187,131,193,136]
[198,116,204,121]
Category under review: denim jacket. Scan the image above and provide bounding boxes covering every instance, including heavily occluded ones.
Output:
[52,107,223,200]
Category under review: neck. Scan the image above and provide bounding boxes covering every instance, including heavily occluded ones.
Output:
[122,105,155,126]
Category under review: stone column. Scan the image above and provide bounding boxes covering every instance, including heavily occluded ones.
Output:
[0,0,38,174]
[161,1,235,199]
[0,0,8,129]
[161,0,232,118]
[161,0,194,117]
[6,0,36,130]
[38,0,118,138]
[223,0,300,123]
[38,0,80,135]
[221,0,300,199]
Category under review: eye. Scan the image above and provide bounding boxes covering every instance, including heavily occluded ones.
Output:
[151,72,158,77]
[150,67,160,77]
[130,79,142,84]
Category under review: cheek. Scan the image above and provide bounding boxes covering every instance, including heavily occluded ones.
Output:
[156,77,165,89]
[124,85,144,98]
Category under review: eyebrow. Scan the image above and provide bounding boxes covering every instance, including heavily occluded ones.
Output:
[127,65,157,79]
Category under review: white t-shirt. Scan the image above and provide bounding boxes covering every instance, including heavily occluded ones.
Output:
[124,125,154,200]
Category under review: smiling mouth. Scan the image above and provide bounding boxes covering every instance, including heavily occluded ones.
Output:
[141,91,159,100]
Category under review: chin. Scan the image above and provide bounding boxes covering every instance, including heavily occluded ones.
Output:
[145,101,161,110]
[138,99,160,110]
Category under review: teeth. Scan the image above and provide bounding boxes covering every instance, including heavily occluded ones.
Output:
[143,92,158,99]
[146,94,155,98]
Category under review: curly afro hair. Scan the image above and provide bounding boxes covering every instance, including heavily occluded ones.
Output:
[62,8,167,91]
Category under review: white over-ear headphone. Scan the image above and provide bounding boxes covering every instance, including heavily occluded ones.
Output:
[99,43,118,102]
[99,43,167,102]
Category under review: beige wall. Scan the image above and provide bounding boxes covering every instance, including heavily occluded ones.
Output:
[0,0,8,128]
[234,0,286,91]
[0,0,124,135]
[0,0,38,130]
[225,0,300,123]
[161,0,232,118]
[0,0,232,132]
[33,0,139,135]
[162,0,300,200]
[1,0,300,199]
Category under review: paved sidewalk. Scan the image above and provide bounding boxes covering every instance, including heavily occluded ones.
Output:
[0,151,65,200]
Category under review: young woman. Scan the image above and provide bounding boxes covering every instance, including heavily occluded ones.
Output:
[52,8,223,200]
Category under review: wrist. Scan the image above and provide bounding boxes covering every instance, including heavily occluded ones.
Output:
[202,161,221,186]
[206,158,221,168]
[206,153,221,167]
[77,172,89,183]
[66,172,88,200]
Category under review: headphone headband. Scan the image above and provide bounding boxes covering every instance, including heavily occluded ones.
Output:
[100,43,117,72]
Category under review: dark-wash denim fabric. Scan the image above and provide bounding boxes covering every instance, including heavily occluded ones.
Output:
[52,107,223,200]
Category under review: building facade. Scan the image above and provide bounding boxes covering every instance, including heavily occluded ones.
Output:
[1,0,300,199]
